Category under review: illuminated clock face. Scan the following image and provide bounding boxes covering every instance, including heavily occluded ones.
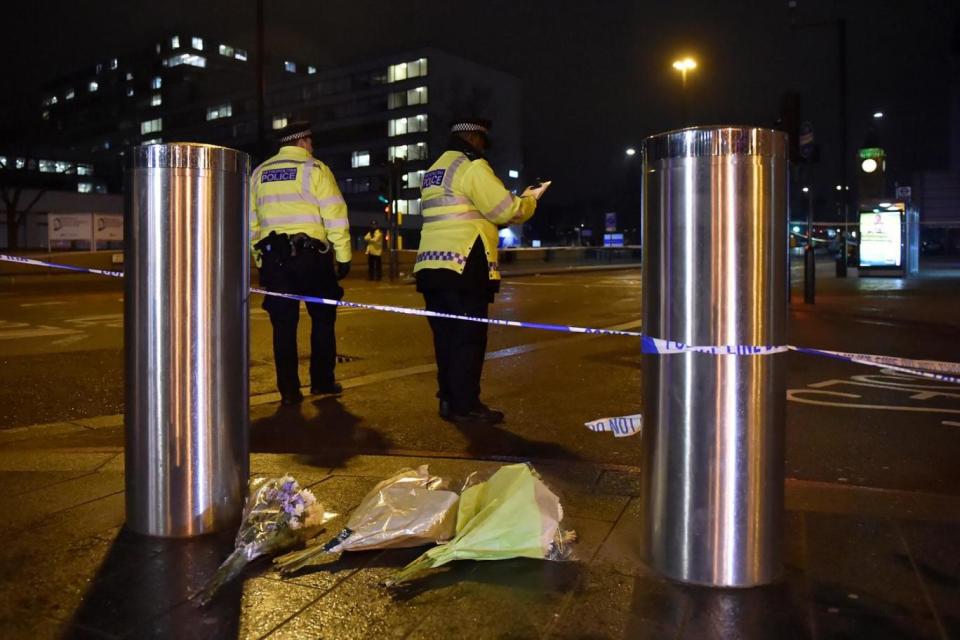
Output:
[861,158,878,173]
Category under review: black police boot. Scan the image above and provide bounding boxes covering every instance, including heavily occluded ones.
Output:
[281,390,304,406]
[311,382,343,395]
[439,399,452,419]
[443,402,504,425]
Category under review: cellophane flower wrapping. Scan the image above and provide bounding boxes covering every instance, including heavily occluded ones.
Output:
[196,475,335,605]
[388,463,576,585]
[274,465,458,574]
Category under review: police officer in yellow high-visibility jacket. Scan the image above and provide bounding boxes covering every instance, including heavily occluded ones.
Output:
[416,118,551,424]
[250,121,352,406]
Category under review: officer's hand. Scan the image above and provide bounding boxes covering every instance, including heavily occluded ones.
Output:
[336,261,351,280]
[522,180,552,200]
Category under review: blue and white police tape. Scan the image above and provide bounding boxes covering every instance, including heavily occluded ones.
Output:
[584,414,642,438]
[4,252,960,385]
[0,253,124,278]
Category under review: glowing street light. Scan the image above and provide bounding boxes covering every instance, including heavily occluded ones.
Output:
[801,186,810,193]
[625,147,636,156]
[671,57,698,88]
[873,111,884,119]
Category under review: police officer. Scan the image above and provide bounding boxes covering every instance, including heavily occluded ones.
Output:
[364,221,384,281]
[250,121,352,405]
[416,118,550,424]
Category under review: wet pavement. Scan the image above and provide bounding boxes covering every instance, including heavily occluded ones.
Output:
[0,447,957,639]
[0,259,959,638]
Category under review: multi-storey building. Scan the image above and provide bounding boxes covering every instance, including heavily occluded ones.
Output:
[2,38,525,248]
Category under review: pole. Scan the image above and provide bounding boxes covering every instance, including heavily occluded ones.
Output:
[255,0,266,160]
[641,126,787,586]
[125,143,251,537]
[836,18,849,277]
[804,192,816,304]
[388,159,401,280]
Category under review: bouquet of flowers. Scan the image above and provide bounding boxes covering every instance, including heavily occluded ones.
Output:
[197,475,335,605]
[274,465,458,575]
[388,463,575,585]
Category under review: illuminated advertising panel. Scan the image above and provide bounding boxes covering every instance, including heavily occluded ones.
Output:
[859,211,902,268]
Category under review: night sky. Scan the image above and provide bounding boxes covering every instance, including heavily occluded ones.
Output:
[2,0,958,216]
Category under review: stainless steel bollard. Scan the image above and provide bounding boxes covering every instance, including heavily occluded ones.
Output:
[640,127,788,586]
[125,143,251,537]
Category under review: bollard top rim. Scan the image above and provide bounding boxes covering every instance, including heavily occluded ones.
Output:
[642,126,788,163]
[129,143,251,173]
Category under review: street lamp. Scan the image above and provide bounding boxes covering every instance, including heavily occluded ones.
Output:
[625,147,636,157]
[671,57,698,89]
[873,111,884,119]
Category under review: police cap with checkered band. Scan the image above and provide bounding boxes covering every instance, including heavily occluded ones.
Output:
[276,121,313,145]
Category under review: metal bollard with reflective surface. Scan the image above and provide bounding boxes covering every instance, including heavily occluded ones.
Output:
[640,127,788,586]
[125,143,251,537]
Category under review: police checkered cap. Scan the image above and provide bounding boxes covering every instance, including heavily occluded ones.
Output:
[276,121,313,144]
[450,118,491,134]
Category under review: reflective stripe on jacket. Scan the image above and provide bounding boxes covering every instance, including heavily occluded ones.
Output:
[414,150,536,280]
[364,229,384,256]
[249,145,352,263]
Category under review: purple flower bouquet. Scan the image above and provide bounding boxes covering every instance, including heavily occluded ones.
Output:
[196,475,335,605]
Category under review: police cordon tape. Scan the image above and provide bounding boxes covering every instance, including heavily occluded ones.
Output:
[4,253,960,388]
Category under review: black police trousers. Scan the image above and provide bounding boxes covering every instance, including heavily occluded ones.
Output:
[258,245,343,397]
[367,254,382,281]
[422,288,490,413]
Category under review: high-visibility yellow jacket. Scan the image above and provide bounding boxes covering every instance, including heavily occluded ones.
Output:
[249,145,352,263]
[415,150,536,280]
[364,229,384,256]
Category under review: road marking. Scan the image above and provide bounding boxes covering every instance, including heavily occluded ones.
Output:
[64,314,123,328]
[943,421,960,427]
[787,388,960,416]
[0,326,83,340]
[50,334,88,347]
[19,301,66,307]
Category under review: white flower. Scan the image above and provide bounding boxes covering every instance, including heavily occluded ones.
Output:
[300,489,316,505]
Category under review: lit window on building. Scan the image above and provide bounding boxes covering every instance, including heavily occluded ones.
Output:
[272,116,288,130]
[508,170,519,179]
[156,43,162,54]
[192,37,204,50]
[151,76,162,89]
[65,89,75,100]
[15,158,25,169]
[219,44,234,57]
[102,141,111,150]
[77,164,93,176]
[55,161,72,173]
[126,72,133,81]
[284,61,297,73]
[308,66,317,75]
[77,182,93,193]
[166,53,206,68]
[235,49,248,61]
[388,114,428,137]
[39,160,57,173]
[387,57,428,83]
[388,85,428,109]
[396,199,422,215]
[110,58,118,70]
[127,88,135,97]
[0,156,6,168]
[388,142,428,161]
[42,110,50,120]
[95,185,107,194]
[151,94,162,106]
[88,81,98,92]
[96,63,103,74]
[403,170,425,187]
[171,36,180,49]
[141,118,163,135]
[206,103,233,120]
[42,96,58,106]
[350,150,371,168]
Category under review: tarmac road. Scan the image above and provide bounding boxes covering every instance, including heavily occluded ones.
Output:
[1,265,959,496]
